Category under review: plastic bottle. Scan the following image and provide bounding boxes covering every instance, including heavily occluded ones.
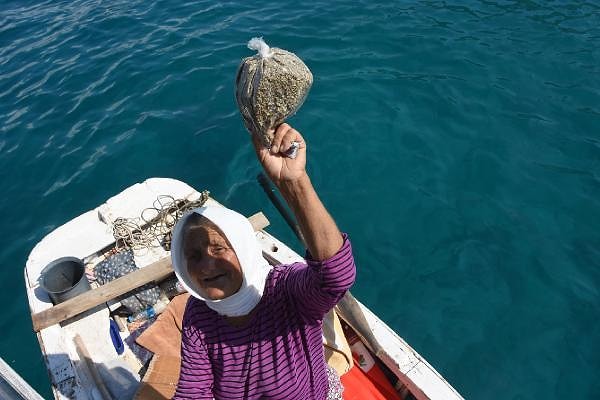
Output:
[159,278,186,298]
[127,299,168,323]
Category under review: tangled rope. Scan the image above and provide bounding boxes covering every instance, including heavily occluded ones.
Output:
[111,190,209,253]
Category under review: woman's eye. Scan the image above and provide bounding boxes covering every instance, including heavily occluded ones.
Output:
[211,245,225,254]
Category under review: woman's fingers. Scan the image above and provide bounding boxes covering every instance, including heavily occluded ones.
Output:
[270,123,303,154]
[270,123,291,154]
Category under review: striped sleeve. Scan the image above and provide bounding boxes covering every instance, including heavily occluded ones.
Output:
[285,233,356,322]
[173,312,214,399]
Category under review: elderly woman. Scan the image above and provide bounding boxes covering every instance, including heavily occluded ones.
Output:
[171,124,356,399]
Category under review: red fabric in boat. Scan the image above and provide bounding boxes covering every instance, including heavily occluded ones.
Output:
[341,356,403,400]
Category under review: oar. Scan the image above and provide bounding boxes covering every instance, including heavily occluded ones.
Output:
[256,173,384,355]
[257,172,306,247]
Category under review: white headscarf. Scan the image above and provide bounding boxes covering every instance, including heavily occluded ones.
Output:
[170,206,271,317]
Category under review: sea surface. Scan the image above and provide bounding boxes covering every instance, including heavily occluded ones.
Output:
[1,0,599,398]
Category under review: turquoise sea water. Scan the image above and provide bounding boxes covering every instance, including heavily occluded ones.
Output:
[1,0,599,398]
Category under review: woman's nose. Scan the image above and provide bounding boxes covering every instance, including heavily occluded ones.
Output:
[194,253,217,274]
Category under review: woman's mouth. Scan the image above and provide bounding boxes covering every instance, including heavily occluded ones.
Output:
[203,273,226,283]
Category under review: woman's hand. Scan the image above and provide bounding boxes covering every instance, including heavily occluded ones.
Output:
[252,123,307,187]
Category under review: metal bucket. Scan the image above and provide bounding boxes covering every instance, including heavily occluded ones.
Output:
[39,257,91,304]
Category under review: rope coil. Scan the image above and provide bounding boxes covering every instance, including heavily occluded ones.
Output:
[111,191,209,253]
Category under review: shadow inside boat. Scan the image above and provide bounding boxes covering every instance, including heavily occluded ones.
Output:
[45,353,143,399]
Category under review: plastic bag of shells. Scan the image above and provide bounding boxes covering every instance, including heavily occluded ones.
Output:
[235,37,312,151]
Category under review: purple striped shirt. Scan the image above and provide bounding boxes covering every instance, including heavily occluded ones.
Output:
[174,234,356,399]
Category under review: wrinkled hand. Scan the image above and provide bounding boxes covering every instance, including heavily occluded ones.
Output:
[252,123,307,186]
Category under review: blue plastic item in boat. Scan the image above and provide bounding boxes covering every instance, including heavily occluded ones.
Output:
[109,319,124,355]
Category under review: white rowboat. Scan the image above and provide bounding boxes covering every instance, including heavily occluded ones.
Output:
[24,178,463,400]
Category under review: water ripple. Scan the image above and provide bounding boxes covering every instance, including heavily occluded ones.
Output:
[1,1,599,399]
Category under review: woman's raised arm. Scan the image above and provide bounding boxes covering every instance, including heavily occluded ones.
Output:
[252,123,343,260]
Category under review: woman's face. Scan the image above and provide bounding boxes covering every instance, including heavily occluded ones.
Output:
[183,221,243,300]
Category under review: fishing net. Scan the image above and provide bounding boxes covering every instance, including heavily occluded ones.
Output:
[235,37,313,147]
[94,249,161,314]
